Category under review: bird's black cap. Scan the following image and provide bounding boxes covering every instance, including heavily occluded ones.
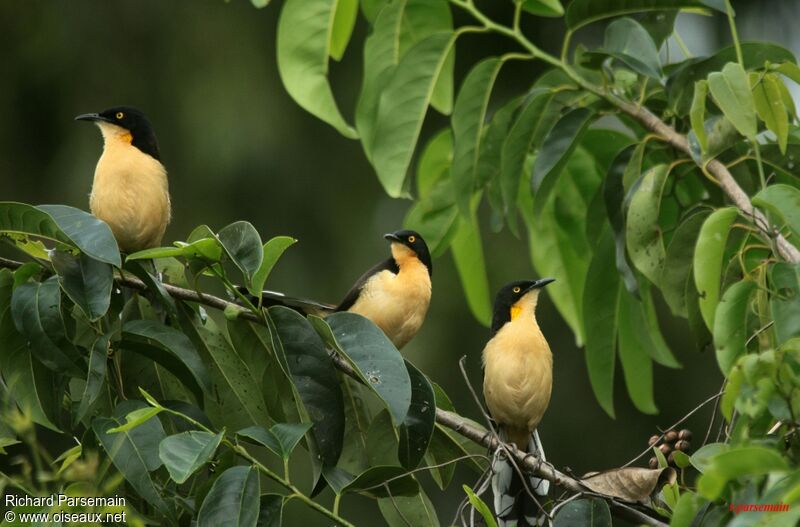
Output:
[75,106,161,160]
[384,229,432,276]
[490,278,555,334]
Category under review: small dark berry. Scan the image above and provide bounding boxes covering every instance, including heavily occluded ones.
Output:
[649,457,659,469]
[659,443,671,454]
[668,452,675,464]
[648,435,660,446]
[664,430,679,443]
[679,429,693,441]
[675,440,690,452]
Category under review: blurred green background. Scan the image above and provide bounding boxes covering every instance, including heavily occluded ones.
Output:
[2,1,799,524]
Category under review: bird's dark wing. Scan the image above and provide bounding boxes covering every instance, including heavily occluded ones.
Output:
[335,257,399,312]
[235,286,336,316]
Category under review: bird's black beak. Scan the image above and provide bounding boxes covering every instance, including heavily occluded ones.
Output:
[75,113,112,123]
[384,232,402,243]
[532,277,556,290]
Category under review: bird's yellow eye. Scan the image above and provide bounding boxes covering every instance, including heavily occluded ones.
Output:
[408,235,416,243]
[115,112,124,119]
[513,286,521,293]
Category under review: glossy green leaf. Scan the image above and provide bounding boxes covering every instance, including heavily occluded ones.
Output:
[416,129,453,198]
[694,207,738,330]
[582,228,619,417]
[0,282,61,431]
[0,202,77,251]
[713,280,756,375]
[270,306,344,466]
[752,184,800,241]
[697,446,788,500]
[329,0,358,61]
[691,80,709,152]
[566,0,722,30]
[51,249,113,321]
[707,62,757,138]
[343,465,419,497]
[521,0,564,17]
[752,72,789,153]
[237,422,312,460]
[371,32,456,197]
[553,498,612,526]
[661,209,709,317]
[462,485,497,527]
[531,107,595,215]
[93,401,169,514]
[671,493,704,527]
[311,312,411,422]
[378,489,441,527]
[398,360,435,469]
[108,406,164,433]
[75,334,109,422]
[404,186,459,258]
[276,0,357,138]
[626,164,669,286]
[690,442,727,473]
[159,431,223,484]
[37,204,121,267]
[11,277,83,376]
[122,319,212,405]
[250,236,297,297]
[640,282,680,367]
[604,144,642,296]
[478,96,523,194]
[257,495,284,527]
[217,221,263,290]
[602,17,662,79]
[769,263,800,346]
[198,465,260,527]
[451,57,504,215]
[450,213,492,326]
[617,290,657,414]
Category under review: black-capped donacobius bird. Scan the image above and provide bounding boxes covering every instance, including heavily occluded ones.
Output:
[252,230,432,349]
[76,106,171,253]
[483,278,555,527]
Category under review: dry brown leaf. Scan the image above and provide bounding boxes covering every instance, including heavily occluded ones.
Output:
[579,467,677,503]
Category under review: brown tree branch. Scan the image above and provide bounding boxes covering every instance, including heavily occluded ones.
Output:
[0,255,668,527]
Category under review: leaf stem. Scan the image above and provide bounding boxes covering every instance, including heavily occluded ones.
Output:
[725,0,744,66]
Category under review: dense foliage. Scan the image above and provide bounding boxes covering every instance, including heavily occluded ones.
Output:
[1,0,799,526]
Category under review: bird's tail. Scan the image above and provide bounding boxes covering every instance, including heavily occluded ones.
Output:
[492,429,550,527]
[235,286,336,316]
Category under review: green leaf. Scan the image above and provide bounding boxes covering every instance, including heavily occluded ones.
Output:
[93,401,169,514]
[311,312,412,423]
[566,0,722,31]
[626,164,669,286]
[343,466,419,497]
[769,263,800,346]
[398,360,435,470]
[250,236,297,297]
[217,221,263,291]
[694,207,738,330]
[50,249,113,321]
[75,334,109,422]
[250,0,270,7]
[752,184,800,241]
[553,498,612,526]
[416,129,453,199]
[37,204,121,267]
[617,290,658,414]
[668,43,796,115]
[690,442,727,473]
[462,485,497,527]
[270,306,344,466]
[697,446,788,500]
[450,213,492,326]
[752,72,789,153]
[601,17,662,79]
[531,107,596,215]
[329,0,358,61]
[378,489,441,527]
[122,320,212,405]
[707,62,757,138]
[713,280,756,375]
[0,285,61,431]
[521,0,564,17]
[159,431,223,484]
[661,209,709,317]
[11,277,83,376]
[276,0,357,138]
[451,58,504,215]
[238,423,312,460]
[257,495,284,527]
[671,493,704,527]
[691,80,709,152]
[371,32,457,197]
[582,227,619,417]
[107,406,164,433]
[198,465,261,527]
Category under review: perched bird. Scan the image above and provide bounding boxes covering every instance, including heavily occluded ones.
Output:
[482,278,555,527]
[255,230,432,349]
[76,106,171,253]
